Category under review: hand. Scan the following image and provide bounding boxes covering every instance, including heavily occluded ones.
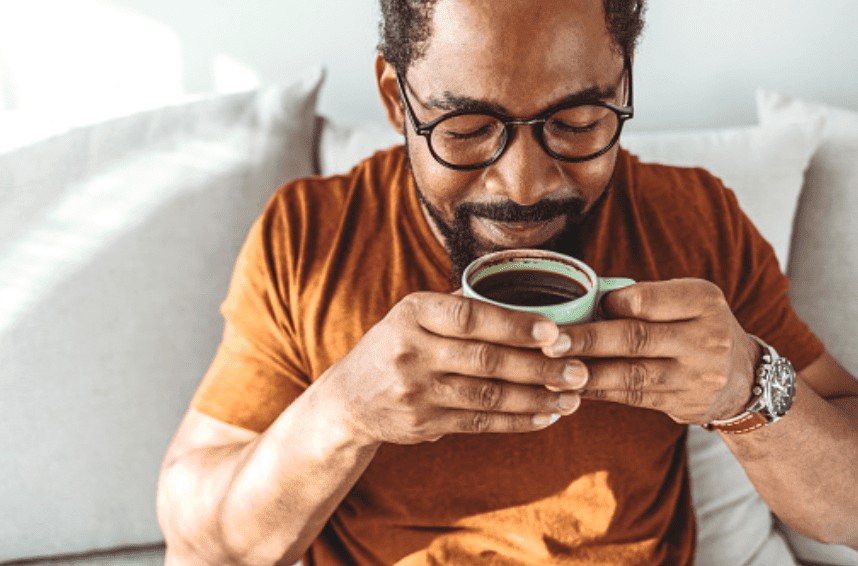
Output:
[320,292,588,445]
[541,279,761,425]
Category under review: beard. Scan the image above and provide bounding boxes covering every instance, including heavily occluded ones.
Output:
[407,162,590,286]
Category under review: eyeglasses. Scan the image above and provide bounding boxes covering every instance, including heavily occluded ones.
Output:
[396,57,634,171]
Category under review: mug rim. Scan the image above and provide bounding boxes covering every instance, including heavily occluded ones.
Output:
[462,249,597,311]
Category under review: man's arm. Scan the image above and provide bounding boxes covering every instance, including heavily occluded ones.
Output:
[158,390,380,565]
[543,279,858,548]
[157,293,585,564]
[720,352,858,546]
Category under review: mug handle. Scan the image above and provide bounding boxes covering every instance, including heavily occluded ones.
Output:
[595,277,636,320]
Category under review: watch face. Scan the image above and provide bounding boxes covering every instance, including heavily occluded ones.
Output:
[765,357,796,417]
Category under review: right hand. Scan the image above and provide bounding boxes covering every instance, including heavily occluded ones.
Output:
[320,292,589,445]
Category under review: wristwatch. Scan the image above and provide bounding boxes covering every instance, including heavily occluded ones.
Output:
[704,335,796,434]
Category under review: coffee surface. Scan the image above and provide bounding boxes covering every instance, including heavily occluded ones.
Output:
[473,269,587,307]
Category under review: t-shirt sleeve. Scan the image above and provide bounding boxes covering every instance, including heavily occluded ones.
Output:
[719,187,824,372]
[191,196,309,432]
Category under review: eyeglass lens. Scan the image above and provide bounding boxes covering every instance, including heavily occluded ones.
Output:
[429,105,620,167]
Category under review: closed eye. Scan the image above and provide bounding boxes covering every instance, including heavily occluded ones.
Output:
[440,123,496,140]
[547,119,599,134]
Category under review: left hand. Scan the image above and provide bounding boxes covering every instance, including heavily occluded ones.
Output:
[542,278,762,425]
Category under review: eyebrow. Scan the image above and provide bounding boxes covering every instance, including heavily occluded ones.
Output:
[423,84,619,115]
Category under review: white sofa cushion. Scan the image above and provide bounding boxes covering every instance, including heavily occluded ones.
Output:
[318,116,402,177]
[316,117,826,566]
[758,90,858,566]
[0,68,322,561]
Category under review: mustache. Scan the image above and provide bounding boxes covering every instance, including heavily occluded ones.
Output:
[456,196,587,224]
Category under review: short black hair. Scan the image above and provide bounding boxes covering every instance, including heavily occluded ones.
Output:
[378,0,646,74]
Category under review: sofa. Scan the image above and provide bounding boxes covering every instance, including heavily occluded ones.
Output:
[1,68,856,565]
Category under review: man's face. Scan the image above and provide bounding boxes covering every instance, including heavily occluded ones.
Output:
[380,0,628,279]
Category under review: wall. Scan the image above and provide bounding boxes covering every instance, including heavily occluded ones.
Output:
[1,0,857,131]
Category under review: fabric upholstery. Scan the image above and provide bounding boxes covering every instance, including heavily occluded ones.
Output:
[758,90,858,566]
[0,69,322,561]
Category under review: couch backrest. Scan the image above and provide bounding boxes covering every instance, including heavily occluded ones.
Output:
[0,70,321,561]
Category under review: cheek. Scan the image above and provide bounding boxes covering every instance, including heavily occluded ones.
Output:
[407,134,483,218]
[559,147,619,199]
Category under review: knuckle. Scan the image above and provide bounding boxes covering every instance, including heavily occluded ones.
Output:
[476,380,503,410]
[577,328,598,354]
[626,287,646,317]
[649,392,665,409]
[701,369,729,391]
[649,363,669,387]
[625,361,648,391]
[701,281,726,308]
[471,342,501,375]
[624,319,650,355]
[623,385,644,406]
[586,388,608,400]
[623,387,644,407]
[387,378,412,403]
[708,333,732,355]
[449,299,477,335]
[466,411,491,433]
[395,293,422,319]
[388,336,419,369]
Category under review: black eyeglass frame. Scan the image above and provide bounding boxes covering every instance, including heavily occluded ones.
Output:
[396,56,634,171]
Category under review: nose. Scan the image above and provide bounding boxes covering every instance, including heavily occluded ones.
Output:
[483,125,564,205]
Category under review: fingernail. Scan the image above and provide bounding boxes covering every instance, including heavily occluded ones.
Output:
[545,334,571,356]
[563,361,588,388]
[532,320,558,343]
[557,393,579,412]
[533,413,561,426]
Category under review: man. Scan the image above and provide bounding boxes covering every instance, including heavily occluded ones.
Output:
[157,0,858,564]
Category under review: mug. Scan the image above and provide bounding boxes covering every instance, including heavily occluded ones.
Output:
[461,249,635,325]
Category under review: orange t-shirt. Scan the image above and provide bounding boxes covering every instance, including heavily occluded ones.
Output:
[191,146,824,565]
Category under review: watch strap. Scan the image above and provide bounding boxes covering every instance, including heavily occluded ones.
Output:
[703,410,768,434]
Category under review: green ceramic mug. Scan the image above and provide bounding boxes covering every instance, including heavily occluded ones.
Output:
[462,249,635,325]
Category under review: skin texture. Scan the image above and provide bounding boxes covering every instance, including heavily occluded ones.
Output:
[157,0,858,563]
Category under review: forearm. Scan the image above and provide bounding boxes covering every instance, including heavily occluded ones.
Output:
[722,379,858,547]
[160,372,381,565]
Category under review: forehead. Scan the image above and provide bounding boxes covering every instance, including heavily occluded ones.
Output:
[408,0,622,113]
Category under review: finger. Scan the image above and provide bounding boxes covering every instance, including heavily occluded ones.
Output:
[580,385,666,412]
[543,319,689,359]
[433,409,564,435]
[579,357,679,411]
[433,337,589,389]
[582,358,679,393]
[408,292,559,347]
[601,279,726,322]
[432,375,582,415]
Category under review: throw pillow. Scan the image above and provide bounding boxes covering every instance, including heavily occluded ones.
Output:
[0,68,322,561]
[317,115,402,176]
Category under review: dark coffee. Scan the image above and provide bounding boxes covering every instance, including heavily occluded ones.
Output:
[472,269,588,307]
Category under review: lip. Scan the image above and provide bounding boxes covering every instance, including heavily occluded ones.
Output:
[474,215,567,249]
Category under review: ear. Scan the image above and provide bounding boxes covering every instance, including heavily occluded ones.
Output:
[375,53,405,134]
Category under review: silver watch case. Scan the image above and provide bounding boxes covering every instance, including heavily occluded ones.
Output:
[747,337,796,423]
